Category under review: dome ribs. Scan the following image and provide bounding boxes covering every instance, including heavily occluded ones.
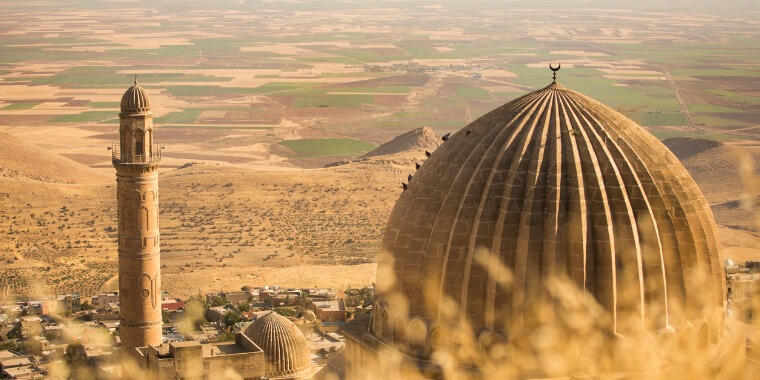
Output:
[603,122,690,319]
[563,92,649,330]
[473,89,553,329]
[432,90,546,323]
[509,90,555,331]
[558,90,618,327]
[384,90,542,316]
[556,94,589,292]
[567,92,672,327]
[540,91,564,281]
[120,84,151,114]
[594,94,715,318]
[244,311,310,377]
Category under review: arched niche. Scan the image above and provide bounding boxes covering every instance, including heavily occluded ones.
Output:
[138,207,150,231]
[393,316,408,346]
[428,326,443,352]
[409,318,428,354]
[382,309,392,340]
[139,273,155,308]
[372,308,383,337]
[135,129,145,158]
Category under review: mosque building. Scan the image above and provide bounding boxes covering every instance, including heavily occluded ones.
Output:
[112,70,727,378]
[136,311,314,379]
[341,77,727,378]
[113,85,315,380]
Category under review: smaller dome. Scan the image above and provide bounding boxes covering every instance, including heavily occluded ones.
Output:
[244,311,311,378]
[120,83,151,114]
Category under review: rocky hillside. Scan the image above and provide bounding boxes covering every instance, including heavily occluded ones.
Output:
[362,127,441,158]
[0,132,108,184]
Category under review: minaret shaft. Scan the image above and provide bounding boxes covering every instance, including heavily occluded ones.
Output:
[114,83,162,352]
[116,168,162,351]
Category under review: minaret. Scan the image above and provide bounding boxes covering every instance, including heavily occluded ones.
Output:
[113,79,162,352]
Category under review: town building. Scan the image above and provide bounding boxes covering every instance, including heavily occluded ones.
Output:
[314,299,346,322]
[90,292,119,311]
[0,352,43,379]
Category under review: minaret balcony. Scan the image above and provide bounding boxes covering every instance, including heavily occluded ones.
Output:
[110,144,162,165]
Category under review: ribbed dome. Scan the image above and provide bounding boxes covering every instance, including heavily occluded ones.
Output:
[244,311,311,378]
[375,83,725,351]
[120,83,151,114]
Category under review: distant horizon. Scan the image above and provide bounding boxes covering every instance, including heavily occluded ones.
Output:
[2,0,759,14]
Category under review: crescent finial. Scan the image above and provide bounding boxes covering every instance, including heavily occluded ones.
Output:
[549,62,561,83]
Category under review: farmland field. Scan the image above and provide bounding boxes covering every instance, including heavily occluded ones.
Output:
[0,0,755,173]
[279,138,375,158]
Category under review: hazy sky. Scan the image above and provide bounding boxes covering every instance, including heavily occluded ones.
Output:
[9,0,760,14]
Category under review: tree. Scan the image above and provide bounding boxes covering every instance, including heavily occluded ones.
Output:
[275,307,297,318]
[223,310,242,328]
[65,341,94,379]
[209,295,228,307]
[237,302,250,313]
[217,332,235,342]
[65,342,87,365]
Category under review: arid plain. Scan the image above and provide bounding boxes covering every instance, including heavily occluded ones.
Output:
[0,1,758,298]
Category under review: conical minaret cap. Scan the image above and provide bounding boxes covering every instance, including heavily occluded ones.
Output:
[120,82,151,114]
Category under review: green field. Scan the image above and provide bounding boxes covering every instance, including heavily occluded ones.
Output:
[327,86,412,94]
[29,66,231,88]
[156,109,205,124]
[279,138,375,157]
[49,111,114,123]
[1,102,39,110]
[166,82,317,97]
[88,102,120,108]
[292,94,374,108]
[456,86,491,99]
[162,125,273,130]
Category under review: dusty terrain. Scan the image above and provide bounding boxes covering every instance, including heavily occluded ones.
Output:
[2,128,760,299]
[0,128,437,299]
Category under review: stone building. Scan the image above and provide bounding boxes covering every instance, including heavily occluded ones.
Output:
[243,311,313,379]
[135,311,312,379]
[113,81,163,352]
[138,336,265,380]
[91,292,119,311]
[340,80,727,377]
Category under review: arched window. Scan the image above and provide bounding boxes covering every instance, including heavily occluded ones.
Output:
[123,129,133,157]
[138,207,149,231]
[409,318,427,353]
[393,317,408,346]
[135,130,145,159]
[139,273,155,308]
[429,327,443,351]
[372,309,382,336]
[382,310,392,340]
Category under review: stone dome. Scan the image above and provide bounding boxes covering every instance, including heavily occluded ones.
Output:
[375,82,725,353]
[120,83,151,114]
[244,311,311,378]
